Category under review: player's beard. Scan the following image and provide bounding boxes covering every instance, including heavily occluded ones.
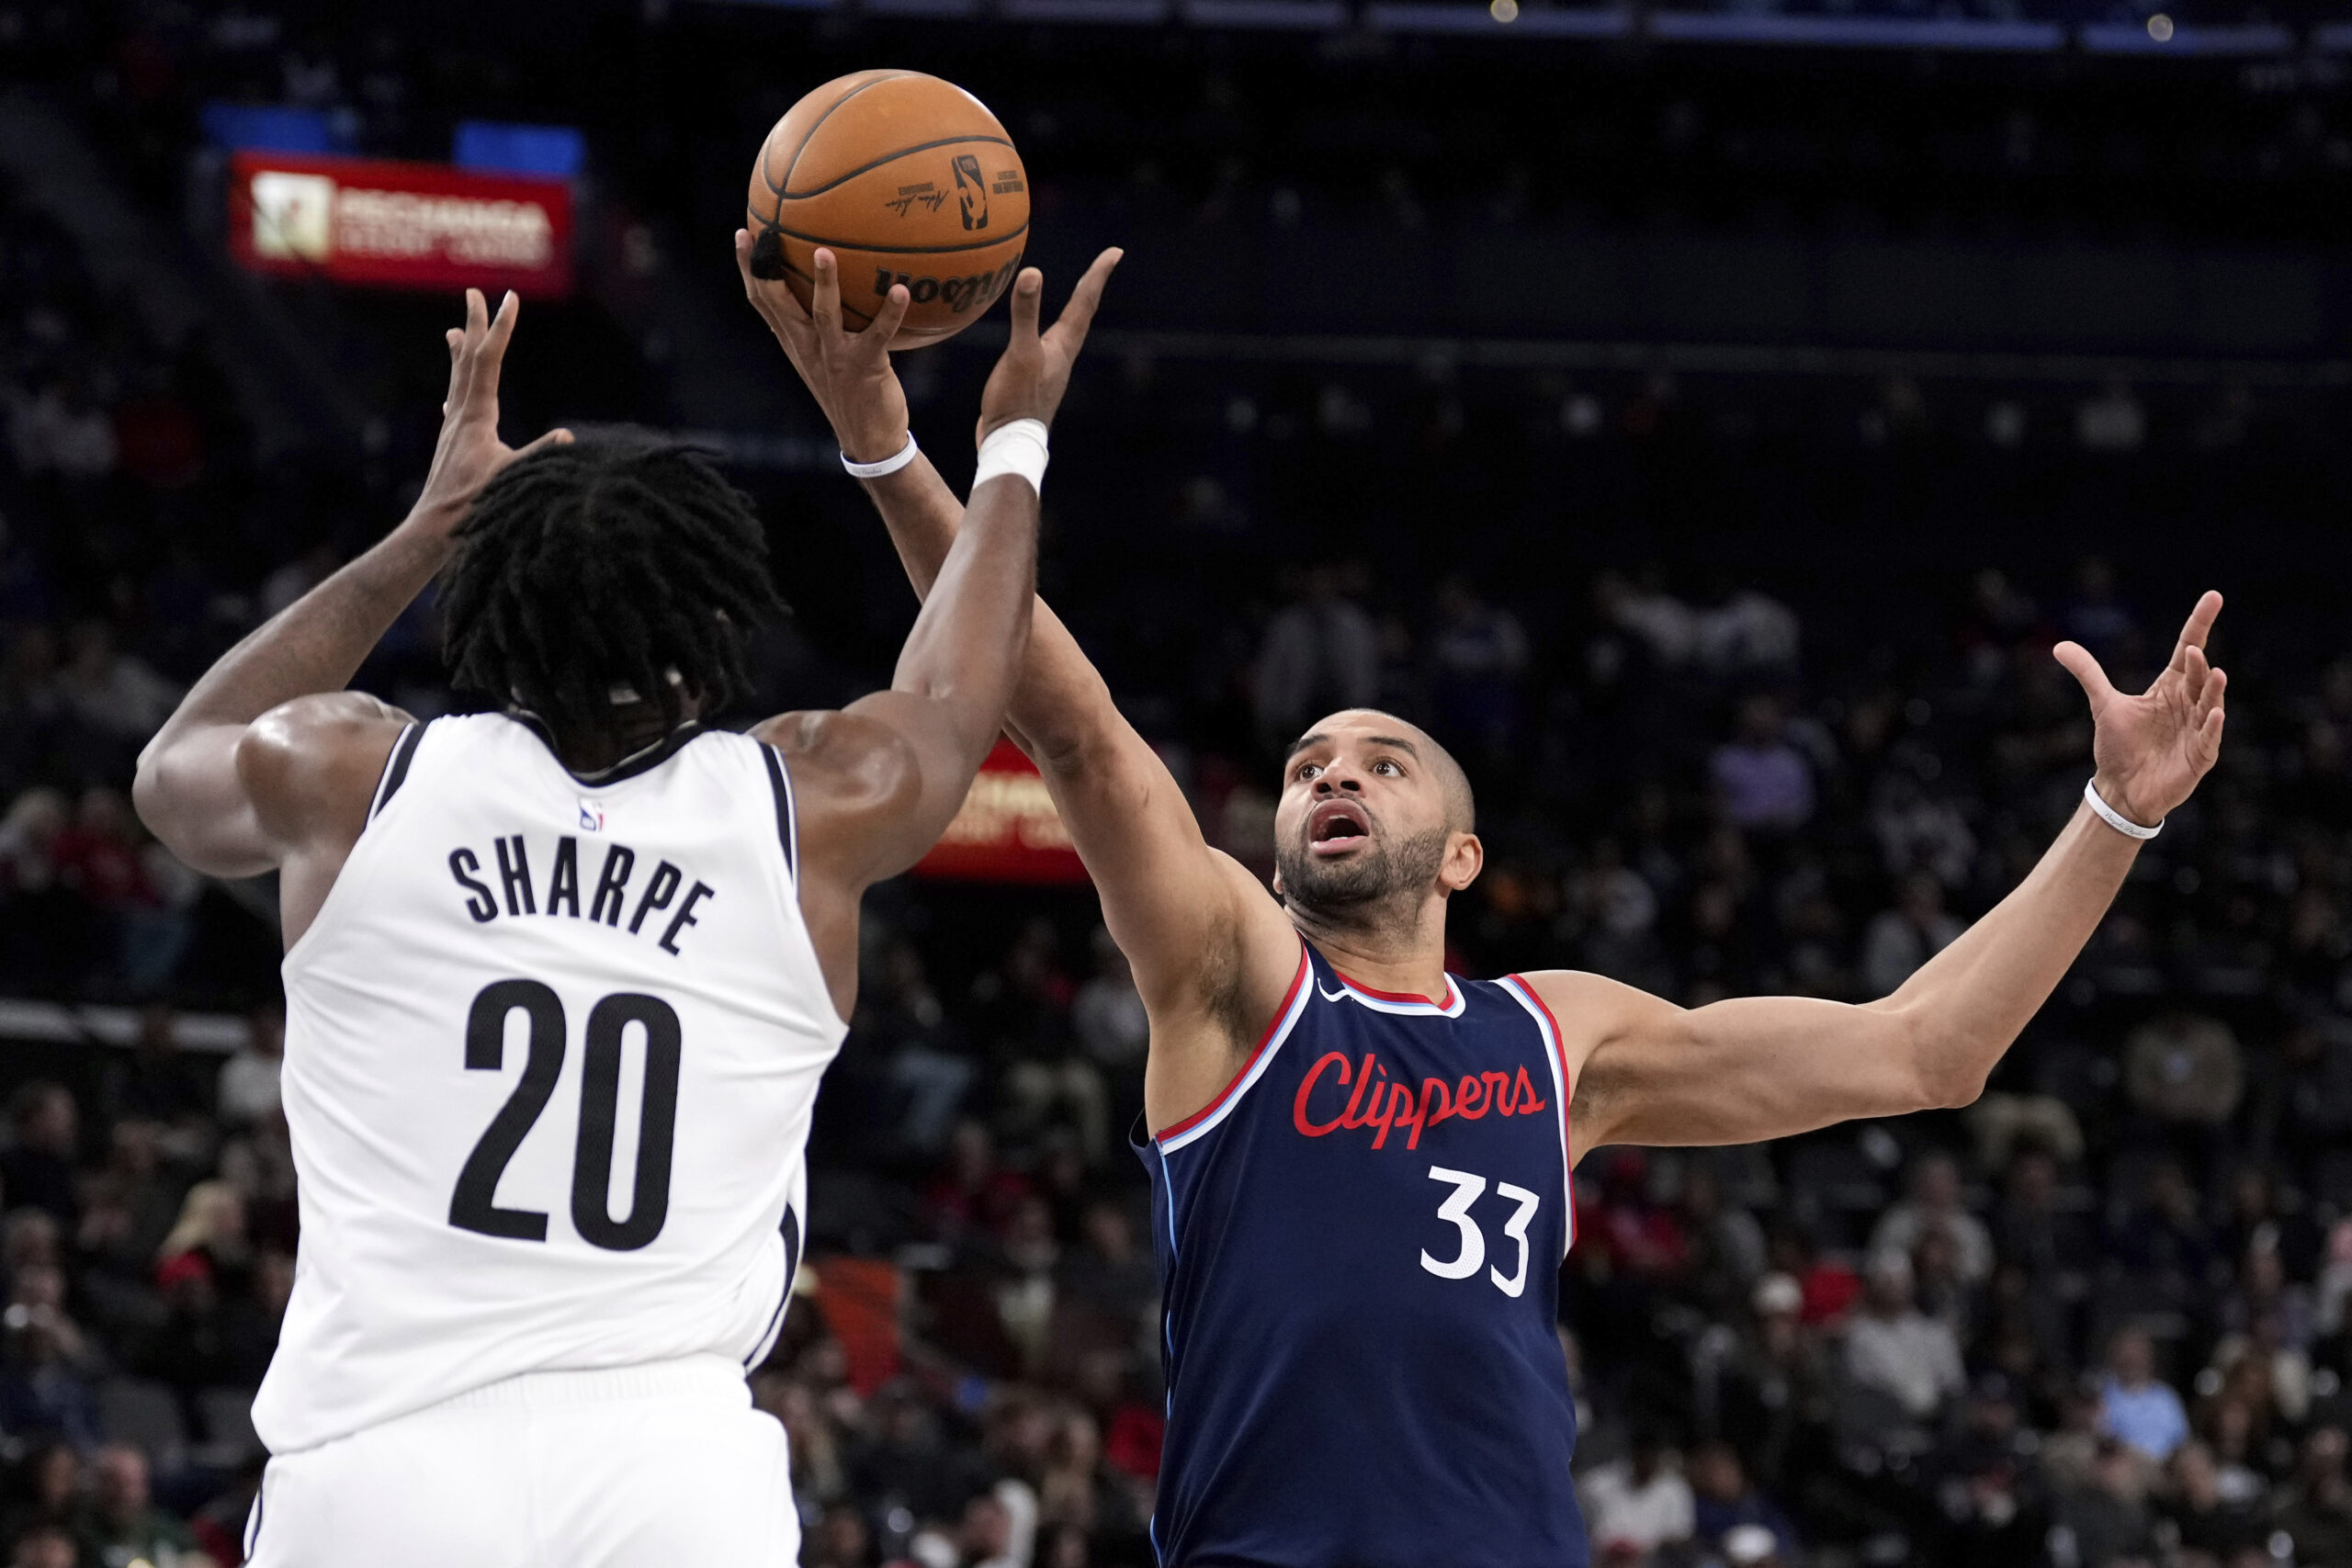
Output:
[1277,823,1452,927]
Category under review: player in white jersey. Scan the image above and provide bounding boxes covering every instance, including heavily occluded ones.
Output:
[130,269,1112,1565]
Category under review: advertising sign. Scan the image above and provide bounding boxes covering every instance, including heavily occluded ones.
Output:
[228,150,572,296]
[913,739,1090,886]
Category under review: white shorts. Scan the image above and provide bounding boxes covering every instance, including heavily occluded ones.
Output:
[244,1355,797,1568]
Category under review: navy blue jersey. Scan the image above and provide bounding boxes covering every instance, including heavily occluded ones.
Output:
[1139,941,1587,1568]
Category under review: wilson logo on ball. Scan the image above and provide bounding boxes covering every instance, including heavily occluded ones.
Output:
[871,258,1018,312]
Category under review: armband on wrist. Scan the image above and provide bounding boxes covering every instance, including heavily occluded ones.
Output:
[842,432,918,479]
[972,418,1049,496]
[2083,777,2162,840]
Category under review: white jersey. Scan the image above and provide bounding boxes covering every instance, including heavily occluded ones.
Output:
[254,713,845,1455]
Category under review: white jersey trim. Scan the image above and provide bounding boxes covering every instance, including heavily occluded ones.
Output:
[1496,976,1577,1258]
[1156,944,1314,1155]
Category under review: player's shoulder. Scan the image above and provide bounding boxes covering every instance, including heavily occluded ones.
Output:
[747,708,921,809]
[235,693,414,837]
[1502,967,1673,1032]
[237,692,412,773]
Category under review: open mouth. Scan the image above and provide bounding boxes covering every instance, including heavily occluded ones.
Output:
[1307,799,1371,855]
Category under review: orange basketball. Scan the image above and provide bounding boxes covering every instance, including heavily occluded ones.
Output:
[745,71,1028,350]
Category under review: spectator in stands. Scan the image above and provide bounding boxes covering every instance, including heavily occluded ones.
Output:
[2108,1160,2222,1317]
[2053,1436,2156,1568]
[1579,1430,1696,1562]
[1843,1250,1964,1423]
[2275,1425,2352,1567]
[988,920,1107,1163]
[6,376,116,479]
[52,621,178,745]
[0,1443,79,1553]
[104,1005,211,1130]
[1720,1272,1833,1496]
[1669,1162,1768,1314]
[2098,1325,2188,1463]
[1858,872,1964,999]
[926,1121,1033,1247]
[2159,1439,2267,1564]
[1869,1151,1993,1286]
[1426,576,1529,758]
[0,1085,78,1224]
[2123,1010,2245,1135]
[6,1523,75,1568]
[1251,564,1378,748]
[1710,695,1814,834]
[1688,1440,1798,1562]
[78,1445,213,1568]
[1071,925,1148,1114]
[215,1005,284,1128]
[868,940,975,1158]
[801,1503,871,1568]
[0,1291,100,1449]
[1991,1142,2093,1292]
[139,1181,250,1413]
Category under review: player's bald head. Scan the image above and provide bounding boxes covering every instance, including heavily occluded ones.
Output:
[1288,710,1476,835]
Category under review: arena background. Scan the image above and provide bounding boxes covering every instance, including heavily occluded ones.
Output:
[5,2,2352,1564]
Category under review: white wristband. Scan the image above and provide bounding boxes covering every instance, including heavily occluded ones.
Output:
[842,432,918,479]
[972,418,1048,496]
[2083,777,2161,840]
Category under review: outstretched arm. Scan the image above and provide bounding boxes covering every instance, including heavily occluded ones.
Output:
[133,290,570,914]
[738,236,1301,1121]
[1541,593,2229,1162]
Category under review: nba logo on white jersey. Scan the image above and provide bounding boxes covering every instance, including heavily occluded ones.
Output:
[579,797,605,831]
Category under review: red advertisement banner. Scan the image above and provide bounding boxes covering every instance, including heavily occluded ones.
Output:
[914,739,1091,886]
[227,151,572,296]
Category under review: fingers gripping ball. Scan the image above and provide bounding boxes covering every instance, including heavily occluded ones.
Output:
[745,71,1029,349]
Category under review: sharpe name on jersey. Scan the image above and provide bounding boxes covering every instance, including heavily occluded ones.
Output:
[446,831,717,956]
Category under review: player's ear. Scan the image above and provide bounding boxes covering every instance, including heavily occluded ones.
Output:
[1441,831,1483,894]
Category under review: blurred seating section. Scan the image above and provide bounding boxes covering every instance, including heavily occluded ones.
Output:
[5,3,2352,1566]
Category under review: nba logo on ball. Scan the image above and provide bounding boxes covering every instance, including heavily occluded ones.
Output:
[577,799,604,832]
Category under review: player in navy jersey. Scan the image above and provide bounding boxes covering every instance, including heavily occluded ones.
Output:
[744,241,2230,1568]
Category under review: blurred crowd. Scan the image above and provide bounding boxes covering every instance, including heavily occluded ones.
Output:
[7,8,2352,1568]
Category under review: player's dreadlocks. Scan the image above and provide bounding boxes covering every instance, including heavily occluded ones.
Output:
[439,435,787,746]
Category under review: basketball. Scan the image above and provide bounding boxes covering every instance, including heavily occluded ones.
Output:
[744,71,1029,349]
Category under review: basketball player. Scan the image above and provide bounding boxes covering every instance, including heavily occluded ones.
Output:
[745,240,2230,1566]
[130,281,1088,1565]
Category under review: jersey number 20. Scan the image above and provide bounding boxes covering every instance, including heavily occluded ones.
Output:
[449,979,681,1252]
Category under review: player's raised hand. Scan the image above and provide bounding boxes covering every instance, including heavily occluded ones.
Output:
[413,288,572,538]
[977,248,1123,443]
[2055,590,2228,827]
[735,230,913,464]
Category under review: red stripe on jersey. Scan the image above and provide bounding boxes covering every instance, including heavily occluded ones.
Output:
[1333,971,1459,1009]
[1507,975,1575,1142]
[1154,944,1311,1144]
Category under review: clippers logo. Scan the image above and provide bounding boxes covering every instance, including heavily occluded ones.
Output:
[952,153,988,231]
[577,799,605,832]
[1293,1051,1548,1152]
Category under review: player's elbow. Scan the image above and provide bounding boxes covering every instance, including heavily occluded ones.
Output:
[1920,1060,1991,1112]
[1905,1019,1994,1111]
[130,742,175,840]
